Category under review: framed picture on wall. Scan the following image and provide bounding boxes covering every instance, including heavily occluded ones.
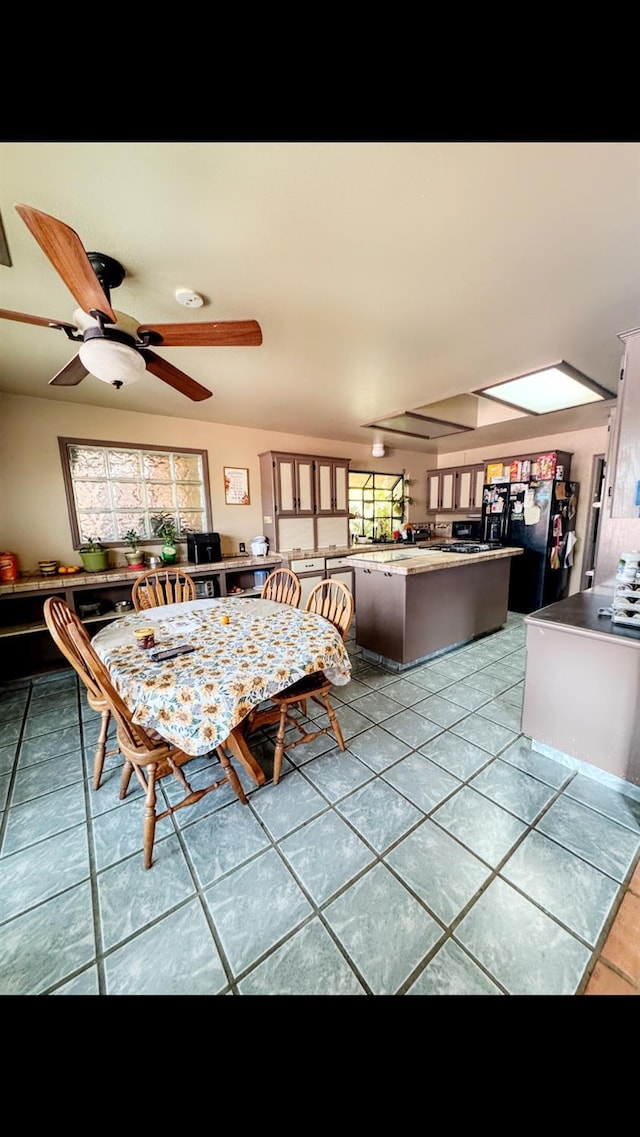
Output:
[224,467,250,505]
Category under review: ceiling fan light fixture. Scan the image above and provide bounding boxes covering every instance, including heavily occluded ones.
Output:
[78,338,146,386]
[371,442,386,458]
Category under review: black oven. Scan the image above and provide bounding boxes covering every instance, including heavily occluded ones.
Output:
[451,519,482,541]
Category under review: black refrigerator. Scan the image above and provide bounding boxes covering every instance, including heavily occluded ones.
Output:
[481,480,580,614]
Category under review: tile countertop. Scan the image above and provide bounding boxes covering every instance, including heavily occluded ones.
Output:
[344,546,524,575]
[0,542,427,595]
[0,554,284,595]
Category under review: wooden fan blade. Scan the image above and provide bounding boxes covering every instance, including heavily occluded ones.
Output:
[141,349,213,402]
[0,307,78,331]
[15,204,116,323]
[137,319,263,347]
[49,354,89,387]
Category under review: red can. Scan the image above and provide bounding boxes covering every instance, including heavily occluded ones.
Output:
[0,552,19,582]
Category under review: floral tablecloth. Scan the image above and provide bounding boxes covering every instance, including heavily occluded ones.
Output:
[91,596,352,756]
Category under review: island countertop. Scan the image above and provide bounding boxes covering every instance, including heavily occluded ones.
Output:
[345,545,523,574]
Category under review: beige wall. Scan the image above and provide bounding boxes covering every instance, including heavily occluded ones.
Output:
[0,394,428,571]
[429,425,610,596]
[0,393,610,590]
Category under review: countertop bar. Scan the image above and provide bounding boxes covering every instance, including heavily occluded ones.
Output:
[0,554,284,595]
[525,589,640,646]
[345,546,523,574]
[0,540,419,594]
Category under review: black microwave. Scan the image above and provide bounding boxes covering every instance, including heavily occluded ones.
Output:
[452,519,481,541]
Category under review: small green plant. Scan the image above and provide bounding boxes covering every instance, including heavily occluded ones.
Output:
[123,528,140,551]
[151,512,178,545]
[80,536,106,553]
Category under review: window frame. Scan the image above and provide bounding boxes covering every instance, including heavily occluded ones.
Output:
[58,436,212,550]
[348,469,406,540]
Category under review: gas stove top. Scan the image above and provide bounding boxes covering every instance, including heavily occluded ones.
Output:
[430,541,502,554]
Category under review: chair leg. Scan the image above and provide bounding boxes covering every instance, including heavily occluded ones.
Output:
[273,705,289,785]
[142,764,158,870]
[119,760,134,799]
[320,694,346,750]
[92,709,111,790]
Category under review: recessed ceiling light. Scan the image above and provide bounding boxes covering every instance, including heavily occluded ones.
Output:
[473,361,615,414]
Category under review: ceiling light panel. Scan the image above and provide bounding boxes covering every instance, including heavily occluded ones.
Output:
[474,362,615,415]
[366,411,472,440]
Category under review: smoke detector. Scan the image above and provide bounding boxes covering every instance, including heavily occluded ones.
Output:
[175,288,204,309]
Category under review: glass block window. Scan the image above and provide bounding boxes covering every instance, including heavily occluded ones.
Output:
[348,470,405,540]
[58,437,212,549]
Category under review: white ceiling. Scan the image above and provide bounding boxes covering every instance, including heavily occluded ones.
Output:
[1,141,637,455]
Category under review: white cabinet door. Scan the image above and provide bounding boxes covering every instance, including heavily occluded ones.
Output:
[457,469,472,510]
[473,468,485,509]
[440,471,455,510]
[427,473,440,510]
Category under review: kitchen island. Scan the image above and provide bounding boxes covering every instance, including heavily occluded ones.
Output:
[345,545,523,669]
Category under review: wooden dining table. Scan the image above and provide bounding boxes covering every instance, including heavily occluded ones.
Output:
[90,595,352,786]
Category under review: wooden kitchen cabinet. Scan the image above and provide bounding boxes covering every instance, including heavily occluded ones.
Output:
[315,457,349,514]
[427,463,484,512]
[271,454,315,516]
[260,450,351,552]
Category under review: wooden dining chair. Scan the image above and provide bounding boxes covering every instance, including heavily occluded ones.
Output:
[65,620,249,869]
[43,596,122,791]
[305,579,354,639]
[268,579,354,784]
[132,566,197,610]
[260,567,301,607]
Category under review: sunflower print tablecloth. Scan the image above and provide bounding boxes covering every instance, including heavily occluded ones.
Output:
[91,596,352,756]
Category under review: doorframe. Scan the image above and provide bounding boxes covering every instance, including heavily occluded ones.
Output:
[581,453,606,590]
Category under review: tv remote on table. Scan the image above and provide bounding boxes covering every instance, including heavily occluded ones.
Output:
[150,644,196,661]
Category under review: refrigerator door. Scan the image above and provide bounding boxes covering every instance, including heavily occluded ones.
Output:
[481,484,510,543]
[507,481,553,613]
[507,480,580,613]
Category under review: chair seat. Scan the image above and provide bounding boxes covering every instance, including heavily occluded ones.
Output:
[272,671,330,702]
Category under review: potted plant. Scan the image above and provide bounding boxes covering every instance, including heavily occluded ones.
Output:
[151,512,179,565]
[123,528,145,570]
[79,537,109,573]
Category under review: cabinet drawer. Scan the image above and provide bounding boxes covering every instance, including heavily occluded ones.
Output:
[325,556,350,568]
[290,556,325,572]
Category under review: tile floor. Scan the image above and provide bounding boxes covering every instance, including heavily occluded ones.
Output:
[1,610,639,996]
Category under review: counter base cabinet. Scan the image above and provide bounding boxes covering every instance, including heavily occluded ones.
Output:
[0,558,282,681]
[522,601,640,787]
[353,558,510,669]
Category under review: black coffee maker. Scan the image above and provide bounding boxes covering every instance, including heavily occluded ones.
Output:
[187,532,222,564]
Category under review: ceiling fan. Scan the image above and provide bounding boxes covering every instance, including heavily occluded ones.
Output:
[0,204,263,402]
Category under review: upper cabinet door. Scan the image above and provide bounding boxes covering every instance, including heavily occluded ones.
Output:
[457,469,472,510]
[296,459,314,513]
[440,471,455,510]
[275,456,314,515]
[427,472,441,510]
[472,467,485,509]
[276,457,296,513]
[315,458,349,514]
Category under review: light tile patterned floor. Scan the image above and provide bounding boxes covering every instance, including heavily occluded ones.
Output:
[1,611,639,996]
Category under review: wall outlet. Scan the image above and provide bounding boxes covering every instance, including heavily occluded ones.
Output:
[239,542,246,554]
